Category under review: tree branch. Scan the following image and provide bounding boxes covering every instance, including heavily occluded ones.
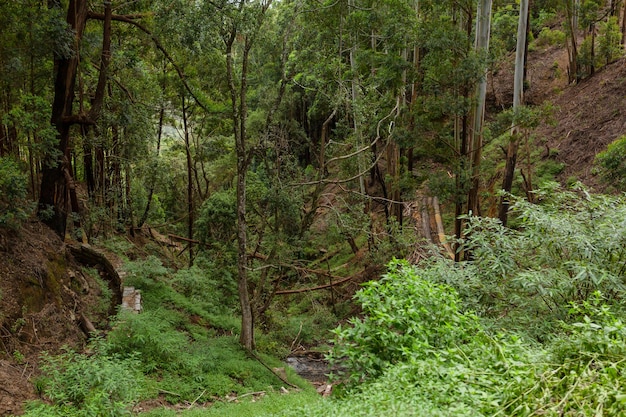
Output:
[87,11,213,114]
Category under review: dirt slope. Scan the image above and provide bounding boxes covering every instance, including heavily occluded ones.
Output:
[537,59,626,189]
[491,40,626,191]
[0,222,112,416]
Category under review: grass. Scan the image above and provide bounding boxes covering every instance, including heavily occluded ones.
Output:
[140,390,321,417]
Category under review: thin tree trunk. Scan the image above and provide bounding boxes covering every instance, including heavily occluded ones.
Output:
[467,0,493,217]
[226,26,254,351]
[138,103,163,227]
[348,0,366,196]
[499,0,529,226]
[182,95,194,266]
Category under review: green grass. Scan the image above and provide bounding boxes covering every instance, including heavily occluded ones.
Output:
[140,390,321,417]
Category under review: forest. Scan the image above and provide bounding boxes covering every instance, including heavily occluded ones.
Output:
[2,0,626,415]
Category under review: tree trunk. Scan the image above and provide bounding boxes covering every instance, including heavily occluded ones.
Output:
[467,0,492,217]
[226,27,254,351]
[38,0,89,238]
[138,103,164,228]
[182,95,194,266]
[499,0,529,226]
[565,0,580,83]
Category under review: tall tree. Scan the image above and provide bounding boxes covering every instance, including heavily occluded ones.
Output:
[221,0,273,351]
[38,0,91,237]
[467,0,493,216]
[499,0,530,226]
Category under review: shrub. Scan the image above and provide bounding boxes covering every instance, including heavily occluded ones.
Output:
[596,135,626,190]
[107,310,190,373]
[329,260,480,384]
[23,340,144,417]
[0,156,31,228]
[598,16,623,66]
[536,27,566,46]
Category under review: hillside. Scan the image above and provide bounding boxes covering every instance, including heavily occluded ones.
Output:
[0,223,92,415]
[491,41,626,191]
[539,59,626,189]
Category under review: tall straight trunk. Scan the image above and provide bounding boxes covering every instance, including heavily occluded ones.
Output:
[454,6,474,260]
[38,0,89,237]
[499,0,529,226]
[226,28,254,351]
[348,0,366,196]
[467,0,492,216]
[565,0,580,83]
[182,96,194,266]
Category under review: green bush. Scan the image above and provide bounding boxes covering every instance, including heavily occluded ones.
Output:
[596,135,626,190]
[598,16,624,66]
[23,340,144,417]
[536,27,566,46]
[107,310,190,373]
[329,260,480,385]
[0,156,31,228]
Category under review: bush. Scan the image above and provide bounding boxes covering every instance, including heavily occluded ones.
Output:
[107,310,190,373]
[329,260,480,385]
[596,135,626,190]
[0,156,31,228]
[23,340,144,417]
[598,16,623,66]
[536,26,566,46]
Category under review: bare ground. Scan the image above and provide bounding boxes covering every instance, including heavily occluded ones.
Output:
[0,222,113,416]
[491,40,626,191]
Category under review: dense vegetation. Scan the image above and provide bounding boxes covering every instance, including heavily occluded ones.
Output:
[1,0,626,415]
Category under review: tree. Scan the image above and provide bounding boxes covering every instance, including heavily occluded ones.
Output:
[467,0,493,217]
[221,0,273,351]
[499,0,530,226]
[38,0,92,238]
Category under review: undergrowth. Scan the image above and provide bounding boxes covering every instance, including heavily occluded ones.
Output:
[273,185,626,416]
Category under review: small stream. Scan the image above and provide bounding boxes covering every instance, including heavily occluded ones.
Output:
[286,350,345,388]
[286,351,330,383]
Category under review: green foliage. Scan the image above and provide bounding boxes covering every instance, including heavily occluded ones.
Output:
[596,135,626,190]
[0,156,32,228]
[195,189,237,243]
[491,5,520,53]
[277,255,626,416]
[107,310,191,373]
[330,260,480,385]
[451,184,626,336]
[23,340,144,417]
[598,17,623,66]
[536,26,566,46]
[142,390,320,417]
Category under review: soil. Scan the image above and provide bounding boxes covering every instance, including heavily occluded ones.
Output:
[490,40,626,192]
[0,222,114,416]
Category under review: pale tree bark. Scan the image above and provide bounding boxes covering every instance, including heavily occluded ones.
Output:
[499,0,529,226]
[467,0,492,217]
[565,0,580,83]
